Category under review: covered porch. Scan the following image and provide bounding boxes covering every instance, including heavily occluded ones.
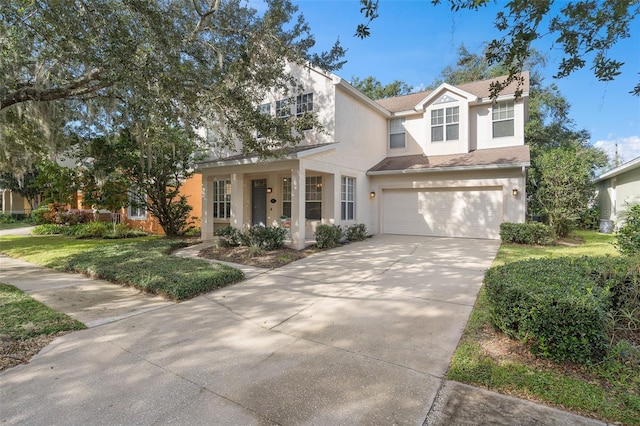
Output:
[199,145,347,250]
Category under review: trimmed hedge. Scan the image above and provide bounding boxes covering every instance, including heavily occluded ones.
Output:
[484,256,637,364]
[215,225,287,250]
[500,222,556,245]
[63,239,244,300]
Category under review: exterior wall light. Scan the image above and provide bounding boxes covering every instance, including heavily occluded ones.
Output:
[369,191,376,199]
[266,187,273,193]
[512,188,519,197]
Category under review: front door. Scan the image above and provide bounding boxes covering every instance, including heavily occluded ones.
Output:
[252,179,267,226]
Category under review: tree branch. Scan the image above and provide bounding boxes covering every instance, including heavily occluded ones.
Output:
[0,68,107,110]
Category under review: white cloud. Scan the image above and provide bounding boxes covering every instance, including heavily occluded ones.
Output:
[593,135,640,166]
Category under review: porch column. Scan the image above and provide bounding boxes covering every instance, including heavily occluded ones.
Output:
[202,176,215,240]
[291,167,306,250]
[230,173,244,229]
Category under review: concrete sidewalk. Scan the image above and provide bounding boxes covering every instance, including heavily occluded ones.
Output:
[0,234,606,425]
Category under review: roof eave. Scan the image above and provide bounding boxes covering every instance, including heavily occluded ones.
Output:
[196,143,338,169]
[595,156,640,182]
[367,162,530,176]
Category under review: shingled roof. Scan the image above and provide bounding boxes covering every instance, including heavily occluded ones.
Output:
[368,145,530,174]
[375,72,530,113]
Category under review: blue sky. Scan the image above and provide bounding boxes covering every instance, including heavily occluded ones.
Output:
[284,0,640,167]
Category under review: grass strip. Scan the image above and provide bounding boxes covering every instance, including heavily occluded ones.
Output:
[0,283,86,339]
[0,236,245,301]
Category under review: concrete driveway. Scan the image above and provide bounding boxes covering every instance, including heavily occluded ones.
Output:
[1,235,499,425]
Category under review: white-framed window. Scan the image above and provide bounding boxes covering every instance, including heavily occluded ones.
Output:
[296,93,313,116]
[282,177,291,218]
[492,101,515,138]
[276,98,292,119]
[389,118,405,149]
[431,106,459,142]
[305,176,322,220]
[128,190,147,220]
[341,176,355,221]
[213,180,231,219]
[256,103,271,139]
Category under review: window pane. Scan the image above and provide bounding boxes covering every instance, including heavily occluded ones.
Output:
[446,106,459,124]
[296,93,313,116]
[347,203,354,221]
[493,120,514,137]
[431,126,443,142]
[306,202,321,220]
[283,202,291,218]
[431,109,443,125]
[390,133,405,148]
[446,124,459,140]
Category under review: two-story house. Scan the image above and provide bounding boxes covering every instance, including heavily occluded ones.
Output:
[197,65,530,249]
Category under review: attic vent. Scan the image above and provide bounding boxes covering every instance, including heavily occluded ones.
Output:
[434,94,456,105]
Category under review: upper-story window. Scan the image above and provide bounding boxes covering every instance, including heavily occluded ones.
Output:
[257,103,271,139]
[492,101,514,138]
[431,106,459,142]
[296,93,313,116]
[389,118,406,149]
[296,93,314,130]
[276,98,292,119]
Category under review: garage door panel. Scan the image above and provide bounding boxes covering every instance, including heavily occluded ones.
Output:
[382,188,503,239]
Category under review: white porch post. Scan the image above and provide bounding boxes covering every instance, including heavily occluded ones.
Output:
[291,167,306,250]
[202,176,214,240]
[230,173,244,229]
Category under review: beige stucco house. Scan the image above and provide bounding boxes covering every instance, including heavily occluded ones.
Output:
[198,65,530,249]
[596,156,640,228]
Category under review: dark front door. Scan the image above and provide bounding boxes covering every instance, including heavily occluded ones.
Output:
[252,179,267,226]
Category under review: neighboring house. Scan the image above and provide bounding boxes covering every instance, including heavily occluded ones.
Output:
[198,65,530,249]
[596,156,640,227]
[0,189,34,215]
[75,174,202,234]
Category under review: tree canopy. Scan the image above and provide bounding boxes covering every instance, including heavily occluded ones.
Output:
[350,76,414,99]
[0,0,346,175]
[356,0,640,97]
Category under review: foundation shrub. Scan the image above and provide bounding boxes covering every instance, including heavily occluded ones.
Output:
[345,223,369,242]
[241,225,287,251]
[499,222,556,245]
[215,226,243,247]
[315,224,343,249]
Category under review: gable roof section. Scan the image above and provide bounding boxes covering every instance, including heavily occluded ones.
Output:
[376,72,530,113]
[367,145,530,175]
[595,155,640,182]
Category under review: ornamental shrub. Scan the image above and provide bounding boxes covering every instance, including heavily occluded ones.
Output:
[31,205,52,224]
[615,204,640,255]
[215,226,243,247]
[76,221,110,238]
[484,256,637,364]
[31,224,64,235]
[499,222,556,245]
[0,213,17,224]
[241,225,287,250]
[577,206,600,230]
[315,224,343,249]
[345,223,368,242]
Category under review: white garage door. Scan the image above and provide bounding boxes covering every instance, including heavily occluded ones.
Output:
[382,188,503,239]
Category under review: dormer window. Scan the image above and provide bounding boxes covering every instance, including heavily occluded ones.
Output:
[389,118,405,149]
[431,106,459,142]
[492,101,514,138]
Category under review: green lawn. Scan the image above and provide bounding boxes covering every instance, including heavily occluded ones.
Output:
[0,283,86,339]
[0,235,244,300]
[448,231,640,425]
